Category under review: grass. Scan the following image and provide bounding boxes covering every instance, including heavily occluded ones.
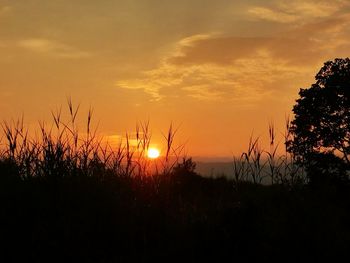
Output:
[0,101,349,262]
[233,118,305,185]
[0,104,305,185]
[0,100,183,180]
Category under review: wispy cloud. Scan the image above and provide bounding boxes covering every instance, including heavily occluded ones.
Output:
[116,13,350,103]
[248,7,297,23]
[248,0,348,23]
[17,38,91,58]
[116,47,307,103]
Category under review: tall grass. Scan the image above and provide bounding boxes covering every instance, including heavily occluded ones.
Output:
[233,117,305,185]
[0,100,306,186]
[0,100,183,179]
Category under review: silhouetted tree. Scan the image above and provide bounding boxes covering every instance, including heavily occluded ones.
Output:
[305,152,348,186]
[287,58,350,183]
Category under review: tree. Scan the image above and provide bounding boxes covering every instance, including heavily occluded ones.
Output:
[287,58,350,181]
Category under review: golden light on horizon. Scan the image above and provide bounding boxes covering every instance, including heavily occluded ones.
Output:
[147,148,160,159]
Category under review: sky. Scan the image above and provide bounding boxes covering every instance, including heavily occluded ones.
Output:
[1,0,350,159]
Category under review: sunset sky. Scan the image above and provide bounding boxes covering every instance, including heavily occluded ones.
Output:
[1,0,350,159]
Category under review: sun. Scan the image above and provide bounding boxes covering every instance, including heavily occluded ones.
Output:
[147,148,160,159]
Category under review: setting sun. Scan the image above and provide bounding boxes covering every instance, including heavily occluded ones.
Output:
[147,148,160,159]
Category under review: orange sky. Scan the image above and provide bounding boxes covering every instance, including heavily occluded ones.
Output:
[1,0,350,159]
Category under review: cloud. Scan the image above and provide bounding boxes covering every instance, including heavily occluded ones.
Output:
[116,53,307,103]
[248,7,297,23]
[168,14,350,67]
[282,0,345,18]
[116,12,350,103]
[17,38,91,58]
[168,35,323,67]
[248,0,349,23]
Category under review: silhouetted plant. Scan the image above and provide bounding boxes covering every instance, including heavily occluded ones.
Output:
[0,99,184,179]
[172,157,196,175]
[233,121,304,185]
[287,58,350,183]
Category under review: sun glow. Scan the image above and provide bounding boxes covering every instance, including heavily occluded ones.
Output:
[147,148,160,159]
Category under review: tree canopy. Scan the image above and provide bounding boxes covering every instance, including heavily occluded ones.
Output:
[288,58,350,178]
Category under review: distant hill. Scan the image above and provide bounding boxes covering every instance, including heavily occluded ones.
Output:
[195,161,234,178]
[194,159,278,184]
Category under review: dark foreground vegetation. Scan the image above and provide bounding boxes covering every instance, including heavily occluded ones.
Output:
[2,58,350,262]
[1,159,350,262]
